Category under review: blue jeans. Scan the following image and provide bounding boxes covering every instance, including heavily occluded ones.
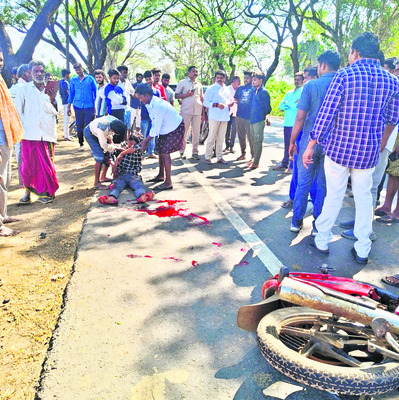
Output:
[74,107,95,145]
[83,126,104,163]
[292,143,326,225]
[110,173,146,199]
[289,132,317,202]
[141,119,154,155]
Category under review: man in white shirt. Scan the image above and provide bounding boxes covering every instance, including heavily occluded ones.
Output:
[9,64,31,100]
[117,65,135,129]
[94,69,107,117]
[14,60,59,204]
[224,75,240,153]
[136,84,184,191]
[202,70,231,164]
[175,66,204,160]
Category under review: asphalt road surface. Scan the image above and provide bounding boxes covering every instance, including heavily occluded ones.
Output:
[36,119,399,400]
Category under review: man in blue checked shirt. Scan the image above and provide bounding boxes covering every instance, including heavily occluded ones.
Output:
[304,32,399,264]
[67,63,97,148]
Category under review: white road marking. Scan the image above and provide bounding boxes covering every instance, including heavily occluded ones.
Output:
[183,161,282,276]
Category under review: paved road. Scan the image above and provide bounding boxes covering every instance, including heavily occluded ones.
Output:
[36,119,399,400]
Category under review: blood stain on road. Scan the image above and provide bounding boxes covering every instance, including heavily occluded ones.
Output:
[162,257,182,261]
[192,261,199,267]
[126,254,182,262]
[212,242,222,247]
[238,261,249,266]
[136,200,209,225]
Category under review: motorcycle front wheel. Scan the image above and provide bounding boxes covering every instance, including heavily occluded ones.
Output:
[257,307,399,396]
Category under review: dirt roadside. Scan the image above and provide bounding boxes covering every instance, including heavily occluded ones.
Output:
[0,124,95,400]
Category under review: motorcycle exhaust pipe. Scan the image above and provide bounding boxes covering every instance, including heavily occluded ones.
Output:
[279,278,399,335]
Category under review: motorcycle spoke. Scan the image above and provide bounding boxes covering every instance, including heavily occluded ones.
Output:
[321,346,362,367]
[279,326,313,339]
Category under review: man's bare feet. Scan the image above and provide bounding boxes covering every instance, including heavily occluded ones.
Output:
[3,217,21,224]
[0,226,20,237]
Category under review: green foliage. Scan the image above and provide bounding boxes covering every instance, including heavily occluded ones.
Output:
[0,0,34,28]
[266,77,292,117]
[45,59,63,79]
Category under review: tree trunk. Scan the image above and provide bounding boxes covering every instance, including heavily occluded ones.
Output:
[290,35,300,73]
[0,0,63,85]
[265,43,282,83]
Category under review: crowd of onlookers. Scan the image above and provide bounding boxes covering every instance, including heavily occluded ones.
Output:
[1,32,399,279]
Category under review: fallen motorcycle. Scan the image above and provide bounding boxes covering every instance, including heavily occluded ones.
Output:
[237,266,399,398]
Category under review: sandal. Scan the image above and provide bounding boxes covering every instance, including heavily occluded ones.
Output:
[154,183,173,191]
[375,208,389,217]
[273,165,286,171]
[147,177,164,183]
[98,195,118,205]
[94,183,108,189]
[3,217,21,224]
[281,199,293,208]
[382,275,399,287]
[376,216,399,224]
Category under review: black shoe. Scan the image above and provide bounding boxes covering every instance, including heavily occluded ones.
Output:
[351,248,368,264]
[307,237,329,255]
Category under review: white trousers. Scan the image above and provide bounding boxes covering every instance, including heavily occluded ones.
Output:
[315,156,374,258]
[180,113,202,156]
[63,106,71,139]
[371,148,390,208]
[205,119,227,160]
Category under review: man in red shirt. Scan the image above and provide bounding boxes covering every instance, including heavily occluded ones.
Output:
[152,67,167,101]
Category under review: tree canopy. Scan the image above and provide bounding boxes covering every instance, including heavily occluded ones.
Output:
[1,0,399,83]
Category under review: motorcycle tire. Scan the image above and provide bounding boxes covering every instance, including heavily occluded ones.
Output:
[69,120,78,138]
[199,122,209,144]
[257,307,399,396]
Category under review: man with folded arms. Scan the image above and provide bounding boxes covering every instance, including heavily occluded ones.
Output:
[202,70,231,165]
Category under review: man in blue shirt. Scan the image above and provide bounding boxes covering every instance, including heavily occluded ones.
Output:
[104,69,126,122]
[248,72,271,170]
[275,73,303,172]
[288,50,341,234]
[59,69,70,140]
[67,63,97,148]
[304,32,399,263]
[234,71,254,161]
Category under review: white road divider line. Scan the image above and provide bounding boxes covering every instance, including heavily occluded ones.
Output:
[183,161,282,276]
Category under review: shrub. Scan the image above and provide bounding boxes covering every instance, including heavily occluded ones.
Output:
[266,77,293,117]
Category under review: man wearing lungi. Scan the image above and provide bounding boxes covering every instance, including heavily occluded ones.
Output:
[15,60,59,204]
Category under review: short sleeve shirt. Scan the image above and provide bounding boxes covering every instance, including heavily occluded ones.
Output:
[175,78,203,115]
[234,84,253,120]
[297,72,335,144]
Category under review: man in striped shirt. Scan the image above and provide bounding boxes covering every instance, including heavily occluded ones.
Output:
[303,32,399,264]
